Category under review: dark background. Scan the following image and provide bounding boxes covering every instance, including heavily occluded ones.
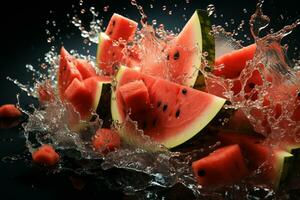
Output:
[0,0,299,199]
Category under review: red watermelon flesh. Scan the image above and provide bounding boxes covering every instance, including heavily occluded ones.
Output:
[140,10,209,87]
[112,66,225,148]
[217,131,268,171]
[76,59,97,79]
[192,144,249,187]
[214,44,256,79]
[105,13,138,41]
[217,131,293,187]
[206,44,259,97]
[97,32,140,75]
[58,47,83,99]
[118,80,150,117]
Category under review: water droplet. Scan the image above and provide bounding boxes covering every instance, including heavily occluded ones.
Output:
[103,5,109,12]
[150,4,153,8]
[152,20,157,25]
[131,0,137,6]
[174,4,177,8]
[81,9,85,14]
[206,4,215,16]
[162,5,166,11]
[243,8,247,13]
[79,0,83,6]
[185,0,190,3]
[168,11,172,15]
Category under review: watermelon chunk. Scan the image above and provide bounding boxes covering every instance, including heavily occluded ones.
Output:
[0,104,22,129]
[192,144,249,187]
[118,80,150,116]
[32,144,60,166]
[0,104,22,119]
[111,66,225,148]
[105,13,138,41]
[92,128,121,154]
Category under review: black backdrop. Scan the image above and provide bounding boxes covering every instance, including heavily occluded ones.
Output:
[0,0,299,199]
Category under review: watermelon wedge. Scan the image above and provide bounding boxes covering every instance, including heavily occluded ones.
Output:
[97,14,139,75]
[217,131,293,188]
[140,9,214,87]
[111,66,225,148]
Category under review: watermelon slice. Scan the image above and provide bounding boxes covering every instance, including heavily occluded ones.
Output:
[58,47,111,126]
[217,131,293,187]
[140,9,214,87]
[111,66,225,148]
[97,14,139,75]
[192,144,249,187]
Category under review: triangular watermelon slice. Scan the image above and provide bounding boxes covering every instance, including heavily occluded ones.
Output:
[58,47,111,128]
[140,9,214,88]
[111,66,225,148]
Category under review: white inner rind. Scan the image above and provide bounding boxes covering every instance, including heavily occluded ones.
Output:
[182,10,203,87]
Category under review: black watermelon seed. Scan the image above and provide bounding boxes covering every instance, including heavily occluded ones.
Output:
[175,109,180,118]
[112,20,116,26]
[112,52,115,57]
[297,92,300,97]
[173,51,180,60]
[108,31,113,35]
[162,104,168,112]
[166,54,170,60]
[63,65,67,71]
[143,121,147,129]
[198,169,206,177]
[248,82,255,89]
[182,88,187,95]
[157,101,162,108]
[152,119,157,127]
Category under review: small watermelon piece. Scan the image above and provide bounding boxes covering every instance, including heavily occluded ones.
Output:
[58,47,83,99]
[92,128,121,154]
[141,10,214,87]
[32,144,60,166]
[217,131,293,187]
[0,104,22,129]
[0,104,22,119]
[118,80,150,116]
[105,13,138,41]
[192,144,249,187]
[111,66,226,148]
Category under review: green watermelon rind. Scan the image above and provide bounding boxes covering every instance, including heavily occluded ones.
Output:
[273,151,293,188]
[193,10,215,90]
[183,9,215,88]
[111,66,226,148]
